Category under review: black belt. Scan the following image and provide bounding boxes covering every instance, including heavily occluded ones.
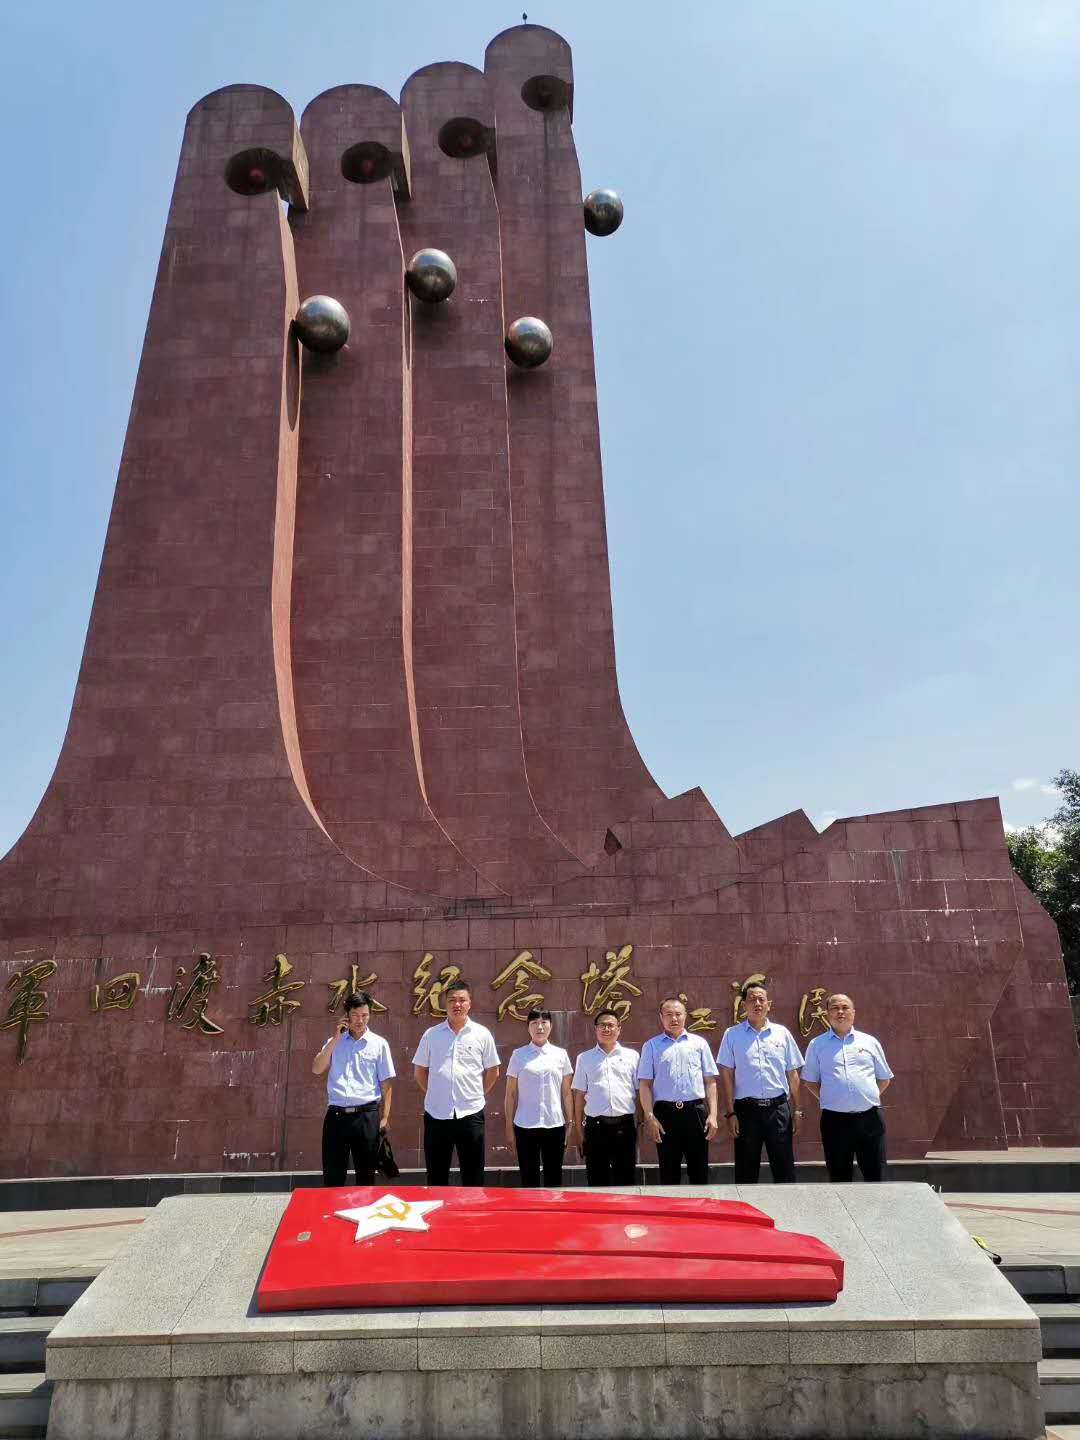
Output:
[735,1094,787,1108]
[327,1101,378,1115]
[655,1099,704,1111]
[586,1113,636,1126]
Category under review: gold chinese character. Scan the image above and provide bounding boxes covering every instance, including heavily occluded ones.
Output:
[249,953,305,1027]
[491,950,552,1022]
[730,973,768,1026]
[412,953,461,1016]
[677,992,716,1033]
[167,952,224,1035]
[798,986,829,1039]
[327,964,386,1016]
[580,944,642,1023]
[2,960,57,1063]
[91,971,141,1013]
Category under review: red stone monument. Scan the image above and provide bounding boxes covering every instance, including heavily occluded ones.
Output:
[2,26,1078,1176]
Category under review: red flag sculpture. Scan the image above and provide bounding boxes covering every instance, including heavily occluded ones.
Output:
[257,1188,843,1311]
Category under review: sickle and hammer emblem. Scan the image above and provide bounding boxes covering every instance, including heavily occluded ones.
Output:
[372,1199,410,1224]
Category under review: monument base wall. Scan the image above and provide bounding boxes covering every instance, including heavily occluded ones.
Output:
[46,1184,1043,1440]
[46,1363,1043,1440]
[6,795,1080,1177]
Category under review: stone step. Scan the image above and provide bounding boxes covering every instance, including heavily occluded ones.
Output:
[0,1277,93,1318]
[1032,1302,1080,1355]
[0,1317,54,1375]
[0,1372,52,1438]
[1046,1426,1080,1440]
[1001,1262,1080,1301]
[1041,1358,1080,1422]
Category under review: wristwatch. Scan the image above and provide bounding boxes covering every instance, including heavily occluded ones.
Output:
[724,1111,735,1118]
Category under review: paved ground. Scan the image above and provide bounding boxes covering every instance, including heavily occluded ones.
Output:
[3,1188,1080,1281]
[0,1209,151,1279]
[944,1194,1080,1261]
[928,1148,1080,1164]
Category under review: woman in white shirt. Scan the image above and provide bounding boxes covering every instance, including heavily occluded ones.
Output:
[504,1010,574,1187]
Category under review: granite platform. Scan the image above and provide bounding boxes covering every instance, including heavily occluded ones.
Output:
[45,1183,1043,1440]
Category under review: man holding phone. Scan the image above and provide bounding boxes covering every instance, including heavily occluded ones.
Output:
[312,990,395,1186]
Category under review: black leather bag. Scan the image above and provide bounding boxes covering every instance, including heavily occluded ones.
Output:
[376,1131,400,1179]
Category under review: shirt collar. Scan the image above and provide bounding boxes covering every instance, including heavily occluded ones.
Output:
[660,1031,690,1044]
[742,1019,773,1036]
[441,1018,474,1035]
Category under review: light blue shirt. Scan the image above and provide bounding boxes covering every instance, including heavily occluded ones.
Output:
[638,1031,719,1102]
[716,1021,804,1100]
[326,1031,395,1106]
[802,1028,893,1113]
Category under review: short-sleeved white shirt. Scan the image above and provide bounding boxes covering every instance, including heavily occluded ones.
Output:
[325,1030,395,1106]
[638,1031,719,1102]
[572,1043,640,1118]
[413,1018,500,1120]
[802,1028,893,1112]
[507,1042,573,1129]
[716,1020,804,1100]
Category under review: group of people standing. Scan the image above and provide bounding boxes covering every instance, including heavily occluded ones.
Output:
[312,977,894,1189]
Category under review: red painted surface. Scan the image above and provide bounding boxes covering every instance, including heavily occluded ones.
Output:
[1,28,1079,1177]
[256,1187,844,1310]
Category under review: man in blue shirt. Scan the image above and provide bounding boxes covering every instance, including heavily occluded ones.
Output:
[801,992,893,1182]
[716,980,804,1183]
[638,996,719,1184]
[312,990,395,1186]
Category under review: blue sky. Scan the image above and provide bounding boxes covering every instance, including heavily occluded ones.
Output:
[1,0,1077,858]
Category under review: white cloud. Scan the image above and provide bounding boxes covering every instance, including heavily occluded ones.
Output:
[816,809,840,831]
[1010,776,1061,797]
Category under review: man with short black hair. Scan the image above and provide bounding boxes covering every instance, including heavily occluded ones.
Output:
[802,992,893,1182]
[572,1008,640,1185]
[639,996,719,1184]
[312,990,395,1186]
[413,979,500,1186]
[717,981,803,1184]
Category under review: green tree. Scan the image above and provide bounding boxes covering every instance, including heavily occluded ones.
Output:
[1007,768,1080,994]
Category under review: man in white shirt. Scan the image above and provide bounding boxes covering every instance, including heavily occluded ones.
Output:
[413,979,500,1186]
[311,990,395,1186]
[571,1008,640,1186]
[717,980,803,1183]
[638,997,719,1184]
[802,992,894,1182]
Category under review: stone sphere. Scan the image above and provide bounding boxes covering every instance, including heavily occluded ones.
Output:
[406,248,457,304]
[583,188,624,237]
[293,295,350,353]
[505,316,553,370]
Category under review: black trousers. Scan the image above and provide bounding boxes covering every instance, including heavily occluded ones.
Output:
[514,1124,566,1188]
[584,1114,638,1186]
[321,1103,380,1186]
[654,1100,709,1184]
[820,1107,887,1182]
[424,1111,486,1186]
[733,1097,796,1183]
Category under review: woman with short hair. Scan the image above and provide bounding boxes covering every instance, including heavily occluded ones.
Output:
[504,1010,573,1187]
